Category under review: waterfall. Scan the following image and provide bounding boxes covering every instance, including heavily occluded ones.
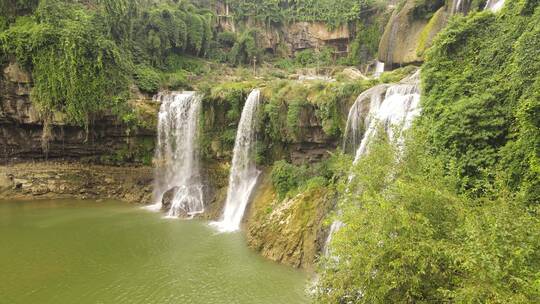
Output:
[484,0,505,12]
[352,71,421,163]
[450,0,466,14]
[148,91,204,218]
[323,220,344,256]
[374,61,385,78]
[212,89,261,232]
[325,71,421,255]
[342,84,389,154]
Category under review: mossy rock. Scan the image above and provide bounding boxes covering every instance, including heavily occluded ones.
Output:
[246,171,334,269]
[378,0,450,66]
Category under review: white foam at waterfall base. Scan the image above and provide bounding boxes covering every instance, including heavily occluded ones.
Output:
[211,89,261,232]
[145,91,204,218]
[325,70,421,255]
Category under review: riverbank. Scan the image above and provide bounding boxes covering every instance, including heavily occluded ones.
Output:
[0,161,154,203]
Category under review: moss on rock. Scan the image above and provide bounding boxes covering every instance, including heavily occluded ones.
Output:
[246,172,334,269]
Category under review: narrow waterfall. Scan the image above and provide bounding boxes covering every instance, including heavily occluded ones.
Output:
[450,0,467,15]
[455,0,463,12]
[212,89,261,232]
[374,61,385,78]
[149,91,204,218]
[484,0,505,12]
[324,71,421,255]
[323,221,344,256]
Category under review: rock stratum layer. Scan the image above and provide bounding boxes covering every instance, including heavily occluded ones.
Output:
[1,63,156,162]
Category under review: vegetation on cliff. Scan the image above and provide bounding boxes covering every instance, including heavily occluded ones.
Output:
[318,128,540,303]
[421,0,539,203]
[227,0,385,28]
[0,0,390,131]
[0,0,215,127]
[318,2,540,303]
[3,0,539,303]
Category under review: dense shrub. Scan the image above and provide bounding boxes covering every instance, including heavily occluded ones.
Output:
[217,31,236,48]
[228,0,380,28]
[317,2,540,302]
[0,1,129,126]
[410,0,445,20]
[421,1,540,202]
[271,160,306,198]
[0,0,221,127]
[316,128,540,303]
[163,70,188,90]
[294,47,332,67]
[134,65,161,93]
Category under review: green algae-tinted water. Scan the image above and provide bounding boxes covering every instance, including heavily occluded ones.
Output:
[0,200,309,304]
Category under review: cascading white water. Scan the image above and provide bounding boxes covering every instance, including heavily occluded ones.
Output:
[212,89,261,232]
[324,71,421,255]
[352,71,421,163]
[450,0,465,14]
[342,84,389,154]
[323,220,344,256]
[374,61,385,78]
[148,91,204,218]
[456,0,463,12]
[484,0,505,12]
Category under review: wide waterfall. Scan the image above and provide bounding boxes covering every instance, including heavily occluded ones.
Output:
[324,71,421,255]
[149,91,204,218]
[212,89,262,232]
[352,70,421,163]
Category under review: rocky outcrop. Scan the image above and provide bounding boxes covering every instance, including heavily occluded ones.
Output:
[160,186,178,211]
[240,20,350,55]
[0,62,156,162]
[378,0,451,67]
[246,173,334,270]
[0,162,153,203]
[284,22,350,53]
[215,1,350,55]
[290,103,338,164]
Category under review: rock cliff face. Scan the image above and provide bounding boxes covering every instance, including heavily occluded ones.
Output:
[378,0,452,67]
[215,1,350,55]
[283,22,350,53]
[0,63,156,162]
[245,172,334,270]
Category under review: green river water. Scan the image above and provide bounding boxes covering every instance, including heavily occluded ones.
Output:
[0,199,309,304]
